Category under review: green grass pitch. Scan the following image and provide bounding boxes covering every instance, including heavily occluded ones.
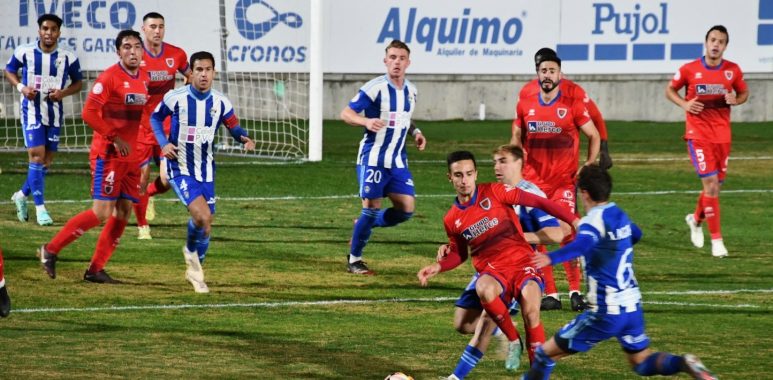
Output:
[0,120,771,379]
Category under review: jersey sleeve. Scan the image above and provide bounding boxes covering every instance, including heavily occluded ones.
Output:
[87,72,112,105]
[67,54,84,82]
[577,211,605,244]
[669,64,688,90]
[5,49,24,74]
[151,93,175,146]
[732,65,748,93]
[348,89,375,113]
[572,98,592,128]
[220,96,248,141]
[439,218,468,272]
[529,207,560,229]
[585,98,607,140]
[493,183,578,225]
[177,49,190,74]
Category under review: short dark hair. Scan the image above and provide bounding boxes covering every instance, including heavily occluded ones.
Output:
[705,25,729,44]
[577,164,612,202]
[190,51,216,70]
[37,14,63,28]
[447,150,477,171]
[493,144,524,161]
[115,30,142,50]
[536,50,561,70]
[534,47,557,65]
[143,12,165,21]
[385,40,410,55]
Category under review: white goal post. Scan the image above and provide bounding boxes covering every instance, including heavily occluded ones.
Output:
[0,0,323,161]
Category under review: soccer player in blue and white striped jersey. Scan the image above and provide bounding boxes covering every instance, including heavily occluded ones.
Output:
[151,51,255,293]
[5,14,83,226]
[340,40,427,275]
[523,165,717,380]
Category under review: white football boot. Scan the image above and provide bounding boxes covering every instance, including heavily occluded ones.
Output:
[183,246,209,293]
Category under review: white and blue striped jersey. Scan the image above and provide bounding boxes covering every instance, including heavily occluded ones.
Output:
[151,85,244,183]
[4,41,82,127]
[513,179,559,232]
[348,75,418,169]
[576,203,642,315]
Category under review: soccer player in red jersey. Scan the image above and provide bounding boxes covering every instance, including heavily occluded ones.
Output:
[513,50,601,312]
[418,150,579,377]
[666,25,748,258]
[37,30,148,283]
[0,245,10,317]
[133,12,192,240]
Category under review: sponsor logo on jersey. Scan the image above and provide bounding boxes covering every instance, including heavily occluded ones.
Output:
[123,81,130,88]
[724,70,733,80]
[479,197,491,210]
[125,93,148,105]
[462,217,499,241]
[527,121,562,133]
[694,72,702,79]
[186,126,217,144]
[455,218,462,228]
[696,84,727,95]
[557,108,567,119]
[149,70,174,82]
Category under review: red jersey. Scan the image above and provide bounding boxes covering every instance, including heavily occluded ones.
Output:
[137,43,189,145]
[84,63,149,162]
[517,78,607,140]
[669,57,747,143]
[515,90,591,189]
[440,183,576,275]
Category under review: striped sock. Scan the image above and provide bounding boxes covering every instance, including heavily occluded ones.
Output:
[452,345,484,379]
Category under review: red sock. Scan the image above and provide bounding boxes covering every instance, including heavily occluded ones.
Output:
[525,323,546,364]
[538,245,557,295]
[88,216,128,273]
[147,177,169,197]
[693,191,705,223]
[703,195,721,240]
[564,259,582,292]
[47,209,102,254]
[134,193,149,227]
[480,298,520,341]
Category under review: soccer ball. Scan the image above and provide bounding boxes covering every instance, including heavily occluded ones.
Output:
[384,372,414,380]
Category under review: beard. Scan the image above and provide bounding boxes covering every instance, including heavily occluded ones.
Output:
[540,79,558,93]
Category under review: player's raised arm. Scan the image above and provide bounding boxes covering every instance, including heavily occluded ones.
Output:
[496,184,579,227]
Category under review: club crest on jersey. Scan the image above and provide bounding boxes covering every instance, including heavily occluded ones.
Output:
[104,184,113,195]
[166,58,175,68]
[557,108,567,119]
[479,197,491,210]
[724,70,733,80]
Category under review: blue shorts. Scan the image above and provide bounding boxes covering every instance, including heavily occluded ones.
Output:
[555,306,650,354]
[356,165,415,199]
[454,272,529,310]
[169,175,216,214]
[23,123,60,151]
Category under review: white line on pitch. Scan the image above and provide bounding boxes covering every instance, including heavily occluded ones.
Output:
[1,188,769,205]
[12,291,767,314]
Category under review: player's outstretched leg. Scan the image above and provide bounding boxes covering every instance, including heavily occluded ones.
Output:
[348,208,378,275]
[373,207,413,228]
[632,352,717,380]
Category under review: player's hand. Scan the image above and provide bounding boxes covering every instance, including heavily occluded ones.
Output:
[21,86,38,101]
[46,89,65,102]
[532,254,552,269]
[599,140,613,170]
[417,263,441,287]
[436,244,450,262]
[161,143,177,159]
[112,137,131,157]
[364,118,385,132]
[683,98,704,114]
[724,92,738,106]
[240,136,256,151]
[414,132,426,151]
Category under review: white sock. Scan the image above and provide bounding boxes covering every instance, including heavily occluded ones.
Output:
[546,293,559,299]
[0,279,5,288]
[348,255,362,264]
[711,238,724,245]
[13,190,25,200]
[36,205,47,213]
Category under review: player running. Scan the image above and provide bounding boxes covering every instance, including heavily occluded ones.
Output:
[5,14,83,226]
[522,165,718,380]
[418,151,579,379]
[340,40,427,275]
[513,49,601,311]
[438,145,564,380]
[37,30,148,283]
[133,12,192,240]
[151,51,255,293]
[666,25,748,258]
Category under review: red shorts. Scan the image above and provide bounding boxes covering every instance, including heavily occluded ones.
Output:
[544,183,577,215]
[481,264,544,303]
[687,140,731,182]
[90,156,141,203]
[135,142,162,168]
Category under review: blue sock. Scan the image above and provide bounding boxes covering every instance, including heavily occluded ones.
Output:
[197,232,210,264]
[452,345,484,380]
[186,219,202,254]
[374,208,413,227]
[21,178,30,196]
[524,346,556,380]
[634,352,684,376]
[350,208,379,258]
[27,163,45,206]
